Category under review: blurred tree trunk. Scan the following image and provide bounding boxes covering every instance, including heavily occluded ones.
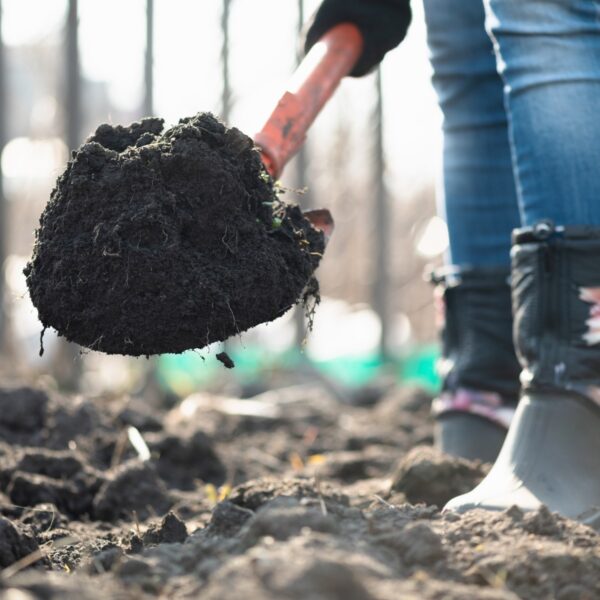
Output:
[54,0,82,390]
[372,68,390,360]
[143,0,154,117]
[221,0,231,125]
[294,0,310,348]
[66,0,80,153]
[0,0,6,354]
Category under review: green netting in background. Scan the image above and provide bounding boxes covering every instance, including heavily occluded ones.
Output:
[157,343,440,397]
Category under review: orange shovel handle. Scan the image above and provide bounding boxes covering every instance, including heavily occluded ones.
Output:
[254,23,363,179]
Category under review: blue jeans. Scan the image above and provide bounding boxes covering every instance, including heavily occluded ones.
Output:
[423,0,600,267]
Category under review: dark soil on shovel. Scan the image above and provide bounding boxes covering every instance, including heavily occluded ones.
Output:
[24,113,323,356]
[0,381,598,600]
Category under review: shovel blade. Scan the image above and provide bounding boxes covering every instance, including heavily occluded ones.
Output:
[303,208,334,245]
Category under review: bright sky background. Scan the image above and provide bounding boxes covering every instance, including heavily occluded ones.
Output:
[1,0,445,367]
[1,0,441,195]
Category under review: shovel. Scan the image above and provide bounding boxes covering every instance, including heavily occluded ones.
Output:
[253,23,364,243]
[25,23,365,358]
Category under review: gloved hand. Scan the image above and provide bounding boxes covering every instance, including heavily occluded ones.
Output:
[303,0,411,77]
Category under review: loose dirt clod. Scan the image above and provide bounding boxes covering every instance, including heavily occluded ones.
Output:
[93,461,171,521]
[142,512,187,545]
[216,352,235,369]
[390,445,488,508]
[0,517,40,569]
[24,113,324,356]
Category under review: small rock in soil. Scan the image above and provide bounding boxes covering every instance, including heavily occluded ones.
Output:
[522,505,563,537]
[127,534,144,554]
[142,512,187,545]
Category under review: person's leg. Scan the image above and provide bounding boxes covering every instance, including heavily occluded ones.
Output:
[446,0,600,523]
[485,0,600,227]
[423,0,521,460]
[423,0,521,266]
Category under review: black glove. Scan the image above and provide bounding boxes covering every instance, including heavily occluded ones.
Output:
[303,0,411,77]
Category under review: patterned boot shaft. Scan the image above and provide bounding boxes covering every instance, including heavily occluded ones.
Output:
[431,267,521,428]
[512,222,600,405]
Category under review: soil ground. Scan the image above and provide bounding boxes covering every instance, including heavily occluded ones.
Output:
[0,380,598,600]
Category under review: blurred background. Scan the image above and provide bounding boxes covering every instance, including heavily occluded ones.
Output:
[0,0,446,401]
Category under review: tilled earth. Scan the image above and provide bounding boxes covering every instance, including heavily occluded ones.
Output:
[0,381,598,600]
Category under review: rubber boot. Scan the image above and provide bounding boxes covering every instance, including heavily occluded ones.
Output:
[445,223,600,526]
[435,413,507,464]
[431,267,521,462]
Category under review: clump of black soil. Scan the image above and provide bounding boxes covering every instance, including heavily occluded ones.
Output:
[25,113,324,355]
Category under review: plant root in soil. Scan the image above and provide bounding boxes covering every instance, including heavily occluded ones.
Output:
[24,114,324,356]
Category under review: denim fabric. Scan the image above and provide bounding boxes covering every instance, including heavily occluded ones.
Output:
[485,0,600,227]
[423,0,600,266]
